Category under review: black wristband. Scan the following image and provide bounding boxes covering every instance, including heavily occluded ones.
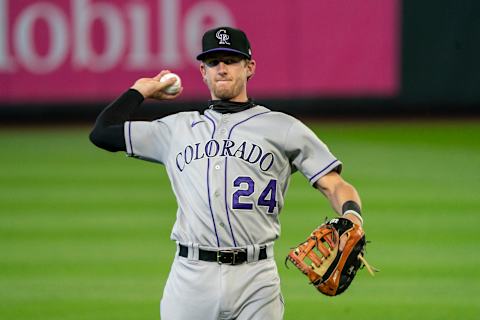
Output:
[342,201,362,216]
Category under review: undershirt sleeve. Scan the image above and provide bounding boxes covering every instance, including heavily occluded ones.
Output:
[89,89,145,152]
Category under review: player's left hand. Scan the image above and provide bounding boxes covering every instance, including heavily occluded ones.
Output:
[286,217,377,296]
[131,70,183,100]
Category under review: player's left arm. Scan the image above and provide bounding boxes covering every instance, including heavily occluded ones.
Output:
[314,171,363,225]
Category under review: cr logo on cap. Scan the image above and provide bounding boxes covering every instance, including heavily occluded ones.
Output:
[216,29,230,45]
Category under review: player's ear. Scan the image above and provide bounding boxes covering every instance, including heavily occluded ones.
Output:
[246,59,256,81]
[199,63,208,83]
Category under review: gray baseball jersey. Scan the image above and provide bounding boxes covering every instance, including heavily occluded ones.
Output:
[124,105,341,249]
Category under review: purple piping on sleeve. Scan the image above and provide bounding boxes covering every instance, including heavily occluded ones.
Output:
[308,160,340,183]
[204,113,220,247]
[128,122,134,155]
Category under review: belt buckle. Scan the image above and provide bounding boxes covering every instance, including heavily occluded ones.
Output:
[217,249,244,265]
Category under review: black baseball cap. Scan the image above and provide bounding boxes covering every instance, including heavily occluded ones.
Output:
[196,26,252,61]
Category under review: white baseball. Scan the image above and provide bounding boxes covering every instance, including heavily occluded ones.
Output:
[159,73,181,94]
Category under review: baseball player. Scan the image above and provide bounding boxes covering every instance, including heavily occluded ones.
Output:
[90,26,363,320]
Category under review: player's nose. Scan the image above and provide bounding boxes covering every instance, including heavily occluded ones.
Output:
[217,61,228,73]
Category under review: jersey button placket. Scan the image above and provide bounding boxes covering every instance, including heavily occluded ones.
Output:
[222,115,229,125]
[215,117,234,246]
[219,116,229,136]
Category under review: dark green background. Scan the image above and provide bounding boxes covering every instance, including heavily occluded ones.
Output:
[401,0,480,105]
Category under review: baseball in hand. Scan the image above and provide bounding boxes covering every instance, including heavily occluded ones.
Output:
[159,73,181,94]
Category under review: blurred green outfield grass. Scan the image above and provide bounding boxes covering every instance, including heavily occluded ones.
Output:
[0,121,479,320]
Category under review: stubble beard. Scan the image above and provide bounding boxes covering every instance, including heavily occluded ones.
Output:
[214,87,234,100]
[212,79,244,101]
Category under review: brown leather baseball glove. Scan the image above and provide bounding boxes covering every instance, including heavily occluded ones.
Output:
[286,217,377,296]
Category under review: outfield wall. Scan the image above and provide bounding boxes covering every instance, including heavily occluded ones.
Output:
[0,0,479,121]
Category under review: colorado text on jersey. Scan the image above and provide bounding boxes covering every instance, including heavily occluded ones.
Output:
[175,139,275,172]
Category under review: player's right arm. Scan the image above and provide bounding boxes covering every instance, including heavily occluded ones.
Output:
[89,71,182,152]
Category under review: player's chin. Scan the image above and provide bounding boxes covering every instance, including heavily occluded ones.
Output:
[213,87,235,100]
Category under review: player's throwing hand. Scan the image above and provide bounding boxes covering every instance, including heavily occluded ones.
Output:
[131,70,183,100]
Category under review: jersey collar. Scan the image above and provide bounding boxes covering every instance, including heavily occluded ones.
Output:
[206,99,255,114]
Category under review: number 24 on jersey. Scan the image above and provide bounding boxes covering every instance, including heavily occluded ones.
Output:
[232,177,277,214]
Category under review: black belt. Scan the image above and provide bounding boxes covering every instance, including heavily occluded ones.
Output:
[178,244,267,265]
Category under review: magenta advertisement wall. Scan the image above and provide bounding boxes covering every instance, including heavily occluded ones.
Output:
[0,0,400,104]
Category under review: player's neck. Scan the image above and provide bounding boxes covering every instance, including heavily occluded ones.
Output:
[208,98,255,114]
